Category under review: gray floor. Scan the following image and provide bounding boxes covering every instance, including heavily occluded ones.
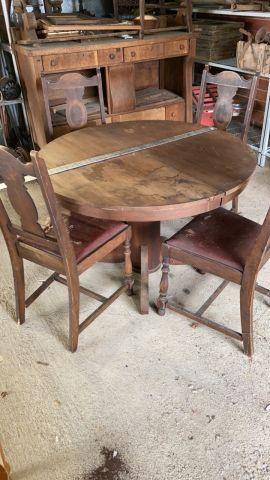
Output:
[0,161,270,480]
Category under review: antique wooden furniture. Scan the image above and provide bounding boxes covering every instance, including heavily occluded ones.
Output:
[113,0,146,38]
[156,207,270,357]
[0,442,10,480]
[17,1,146,44]
[0,146,133,352]
[196,66,258,212]
[14,31,196,146]
[37,120,257,299]
[140,244,149,314]
[41,69,105,139]
[113,0,193,34]
[36,14,144,41]
[196,67,258,143]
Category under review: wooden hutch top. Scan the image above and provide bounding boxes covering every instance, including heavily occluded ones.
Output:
[15,31,196,147]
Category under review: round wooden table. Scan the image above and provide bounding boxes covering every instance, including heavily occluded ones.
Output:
[39,121,257,272]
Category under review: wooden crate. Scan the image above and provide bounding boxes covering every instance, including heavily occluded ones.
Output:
[194,20,244,61]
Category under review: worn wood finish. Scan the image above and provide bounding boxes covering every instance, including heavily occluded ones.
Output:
[46,126,211,176]
[156,208,270,357]
[0,146,134,352]
[183,36,196,123]
[15,31,195,147]
[42,51,99,72]
[106,64,135,114]
[40,22,142,32]
[140,245,149,314]
[0,463,9,479]
[39,120,257,272]
[134,61,159,90]
[130,221,161,272]
[0,443,10,480]
[41,68,105,139]
[40,121,256,220]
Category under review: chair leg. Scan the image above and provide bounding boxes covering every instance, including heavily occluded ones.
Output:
[0,442,10,478]
[66,274,80,353]
[124,238,134,296]
[156,257,170,316]
[232,197,239,214]
[240,285,254,357]
[12,255,25,325]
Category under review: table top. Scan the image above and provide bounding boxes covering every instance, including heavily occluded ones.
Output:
[39,121,257,222]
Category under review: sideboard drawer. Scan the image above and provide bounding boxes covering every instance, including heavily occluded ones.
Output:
[42,51,98,72]
[164,40,189,57]
[98,48,123,66]
[124,43,164,62]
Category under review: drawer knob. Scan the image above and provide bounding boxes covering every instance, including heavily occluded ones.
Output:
[179,44,185,50]
[109,53,116,60]
[50,59,58,67]
[131,51,136,58]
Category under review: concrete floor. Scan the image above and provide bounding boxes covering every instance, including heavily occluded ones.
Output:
[0,161,270,480]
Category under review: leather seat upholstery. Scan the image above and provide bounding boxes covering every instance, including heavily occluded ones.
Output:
[166,208,262,272]
[66,213,128,263]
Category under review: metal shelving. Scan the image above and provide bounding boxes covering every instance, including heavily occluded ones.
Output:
[0,0,31,143]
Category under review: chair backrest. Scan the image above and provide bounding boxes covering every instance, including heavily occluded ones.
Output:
[243,207,270,290]
[41,69,106,139]
[176,0,193,33]
[196,66,258,143]
[0,146,76,268]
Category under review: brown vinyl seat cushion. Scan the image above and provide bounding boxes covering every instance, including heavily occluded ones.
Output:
[66,213,128,263]
[166,208,261,272]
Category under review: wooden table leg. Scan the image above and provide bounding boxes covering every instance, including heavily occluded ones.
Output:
[103,222,161,315]
[103,221,162,271]
[130,221,162,273]
[140,245,149,314]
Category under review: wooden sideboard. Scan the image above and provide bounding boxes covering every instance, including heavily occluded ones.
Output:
[15,31,196,147]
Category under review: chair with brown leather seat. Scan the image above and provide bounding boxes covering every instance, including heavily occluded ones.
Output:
[156,207,270,357]
[0,146,133,352]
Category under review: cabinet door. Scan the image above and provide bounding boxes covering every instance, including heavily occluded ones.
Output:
[107,64,135,114]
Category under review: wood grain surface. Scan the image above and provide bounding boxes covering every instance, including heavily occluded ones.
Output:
[39,120,257,222]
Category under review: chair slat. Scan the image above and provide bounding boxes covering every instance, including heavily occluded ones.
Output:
[41,69,106,139]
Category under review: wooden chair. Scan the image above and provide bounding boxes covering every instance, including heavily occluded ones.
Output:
[41,69,106,139]
[0,442,10,480]
[156,207,270,357]
[0,146,133,352]
[196,66,259,212]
